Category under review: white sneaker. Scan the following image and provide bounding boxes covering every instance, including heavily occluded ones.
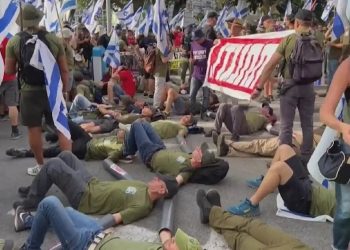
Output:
[27,165,42,176]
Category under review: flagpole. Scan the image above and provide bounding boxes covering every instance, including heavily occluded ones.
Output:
[54,0,64,35]
[106,0,112,33]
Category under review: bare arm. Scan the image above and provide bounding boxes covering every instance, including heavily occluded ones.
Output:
[320,58,350,143]
[57,55,69,92]
[4,58,17,75]
[112,212,123,224]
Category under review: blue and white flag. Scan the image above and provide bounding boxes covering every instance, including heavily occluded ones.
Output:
[284,0,292,19]
[169,9,184,30]
[332,0,350,39]
[0,0,19,43]
[321,0,335,21]
[29,38,71,139]
[237,0,250,18]
[82,1,94,25]
[152,0,170,56]
[85,0,104,33]
[42,0,61,33]
[198,11,208,28]
[23,0,43,9]
[136,2,153,37]
[303,0,312,10]
[216,6,230,38]
[117,0,134,28]
[60,0,76,14]
[129,7,142,30]
[103,29,120,69]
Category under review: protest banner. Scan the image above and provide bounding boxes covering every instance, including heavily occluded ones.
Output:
[204,30,294,100]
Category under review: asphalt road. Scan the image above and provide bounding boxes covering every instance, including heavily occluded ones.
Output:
[0,93,332,249]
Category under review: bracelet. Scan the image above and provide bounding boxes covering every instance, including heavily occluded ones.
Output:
[256,87,263,92]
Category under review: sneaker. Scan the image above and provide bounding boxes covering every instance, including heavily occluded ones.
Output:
[27,165,41,176]
[18,186,31,198]
[206,189,221,207]
[246,175,264,189]
[196,189,212,224]
[212,130,219,145]
[10,131,22,140]
[200,112,211,122]
[217,134,229,157]
[14,206,33,232]
[119,155,133,164]
[0,239,14,250]
[226,198,260,217]
[6,148,28,158]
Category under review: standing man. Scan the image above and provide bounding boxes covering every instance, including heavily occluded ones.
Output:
[5,4,72,176]
[61,28,74,101]
[225,18,244,37]
[190,29,213,121]
[0,37,21,139]
[251,9,321,164]
[204,12,218,41]
[153,47,170,109]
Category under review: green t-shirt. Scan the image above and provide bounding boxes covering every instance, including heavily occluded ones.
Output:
[329,38,343,60]
[151,150,192,182]
[64,43,74,71]
[276,29,324,79]
[97,236,162,250]
[154,49,168,78]
[151,120,188,139]
[245,112,267,133]
[85,136,123,162]
[78,179,153,224]
[118,113,141,124]
[309,185,336,217]
[6,32,65,91]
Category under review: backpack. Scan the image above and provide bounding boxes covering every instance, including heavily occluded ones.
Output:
[18,31,49,86]
[143,46,156,74]
[181,158,229,185]
[288,33,323,84]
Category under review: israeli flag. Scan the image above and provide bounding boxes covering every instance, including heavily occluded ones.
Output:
[216,6,230,38]
[30,38,71,139]
[0,0,19,43]
[198,11,208,28]
[237,0,250,18]
[42,0,61,33]
[82,1,94,25]
[302,0,317,10]
[129,7,142,30]
[152,0,170,56]
[136,2,153,37]
[117,0,134,27]
[284,0,292,19]
[85,0,105,32]
[169,9,184,30]
[60,0,76,14]
[321,0,335,21]
[332,0,350,39]
[103,30,120,69]
[23,0,43,9]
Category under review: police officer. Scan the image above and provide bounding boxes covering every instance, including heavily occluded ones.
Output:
[251,9,322,163]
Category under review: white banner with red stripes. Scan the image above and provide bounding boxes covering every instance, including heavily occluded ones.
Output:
[204,30,294,100]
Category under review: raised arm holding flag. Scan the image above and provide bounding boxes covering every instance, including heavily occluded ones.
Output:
[116,0,134,29]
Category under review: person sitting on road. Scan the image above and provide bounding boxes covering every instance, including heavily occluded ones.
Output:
[13,151,178,232]
[226,144,335,217]
[16,195,201,250]
[212,102,278,144]
[216,126,325,158]
[122,120,220,185]
[196,189,311,249]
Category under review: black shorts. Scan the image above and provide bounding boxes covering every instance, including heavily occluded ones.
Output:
[144,72,155,80]
[278,155,312,215]
[94,119,118,133]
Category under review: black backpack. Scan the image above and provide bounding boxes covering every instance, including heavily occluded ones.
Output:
[18,30,50,86]
[181,158,229,185]
[288,33,323,84]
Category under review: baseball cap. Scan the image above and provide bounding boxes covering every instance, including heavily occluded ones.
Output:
[207,11,218,18]
[157,174,179,199]
[295,9,313,22]
[174,229,202,250]
[192,29,205,41]
[200,142,216,166]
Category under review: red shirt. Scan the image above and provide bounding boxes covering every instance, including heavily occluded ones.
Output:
[112,68,136,97]
[1,38,16,82]
[173,31,183,48]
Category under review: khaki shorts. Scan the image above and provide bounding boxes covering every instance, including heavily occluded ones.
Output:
[0,79,19,106]
[20,90,54,127]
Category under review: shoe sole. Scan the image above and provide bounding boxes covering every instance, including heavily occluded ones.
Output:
[196,190,208,224]
[14,206,24,232]
[246,182,260,189]
[212,131,218,145]
[206,189,221,207]
[217,134,227,157]
[10,135,22,140]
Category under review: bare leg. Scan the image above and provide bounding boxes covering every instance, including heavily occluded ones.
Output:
[8,106,19,126]
[107,81,115,104]
[28,127,44,165]
[271,144,296,165]
[57,131,72,151]
[164,88,178,113]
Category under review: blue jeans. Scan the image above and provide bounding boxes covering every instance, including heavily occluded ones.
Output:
[333,142,350,249]
[69,94,92,120]
[124,121,165,164]
[327,59,339,85]
[25,196,102,250]
[190,78,210,114]
[113,84,126,98]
